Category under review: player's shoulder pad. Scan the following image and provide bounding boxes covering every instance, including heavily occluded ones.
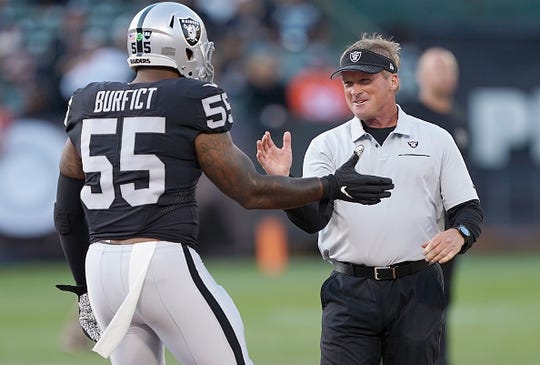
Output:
[70,81,114,105]
[73,81,111,95]
[178,78,225,99]
[64,82,112,128]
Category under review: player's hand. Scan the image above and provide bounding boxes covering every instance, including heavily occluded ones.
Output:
[56,284,101,342]
[422,228,464,264]
[256,131,292,176]
[322,150,394,204]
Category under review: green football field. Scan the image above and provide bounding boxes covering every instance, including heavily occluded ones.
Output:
[0,252,539,365]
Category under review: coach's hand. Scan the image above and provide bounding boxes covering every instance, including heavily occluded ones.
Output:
[321,151,393,204]
[56,284,101,342]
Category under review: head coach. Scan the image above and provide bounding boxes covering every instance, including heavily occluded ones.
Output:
[256,33,483,365]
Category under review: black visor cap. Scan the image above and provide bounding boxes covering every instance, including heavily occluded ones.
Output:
[330,49,397,79]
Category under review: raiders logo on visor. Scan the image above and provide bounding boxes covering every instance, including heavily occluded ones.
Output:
[350,51,362,62]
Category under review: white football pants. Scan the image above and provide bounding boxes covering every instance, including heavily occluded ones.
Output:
[86,241,254,365]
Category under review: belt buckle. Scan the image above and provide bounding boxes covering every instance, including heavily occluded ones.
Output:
[374,266,397,280]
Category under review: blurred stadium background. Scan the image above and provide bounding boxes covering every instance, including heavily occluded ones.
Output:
[0,0,538,364]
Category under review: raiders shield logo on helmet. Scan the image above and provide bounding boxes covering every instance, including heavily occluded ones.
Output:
[179,17,201,46]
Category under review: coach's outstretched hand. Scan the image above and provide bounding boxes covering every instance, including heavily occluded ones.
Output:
[321,150,394,204]
[256,131,393,204]
[56,284,101,342]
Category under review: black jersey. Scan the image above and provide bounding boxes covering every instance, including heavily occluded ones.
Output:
[64,77,233,246]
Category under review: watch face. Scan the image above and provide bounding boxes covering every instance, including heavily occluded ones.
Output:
[459,225,471,237]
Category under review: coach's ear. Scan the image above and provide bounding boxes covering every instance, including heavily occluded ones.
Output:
[390,73,400,93]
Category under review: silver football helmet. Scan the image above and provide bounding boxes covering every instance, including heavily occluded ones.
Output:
[127,2,215,82]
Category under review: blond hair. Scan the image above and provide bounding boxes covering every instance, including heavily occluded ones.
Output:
[341,33,401,71]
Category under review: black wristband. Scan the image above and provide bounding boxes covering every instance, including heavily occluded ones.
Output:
[320,175,335,200]
[56,284,87,297]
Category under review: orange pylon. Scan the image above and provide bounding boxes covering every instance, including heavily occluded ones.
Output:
[255,215,288,276]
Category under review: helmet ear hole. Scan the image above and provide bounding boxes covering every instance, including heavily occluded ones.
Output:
[185,49,194,61]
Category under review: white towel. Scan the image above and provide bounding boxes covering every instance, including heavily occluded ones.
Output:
[93,241,157,358]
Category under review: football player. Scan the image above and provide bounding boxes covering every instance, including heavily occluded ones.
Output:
[54,3,394,365]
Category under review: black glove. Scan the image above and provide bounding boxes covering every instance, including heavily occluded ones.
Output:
[56,284,101,342]
[321,152,394,204]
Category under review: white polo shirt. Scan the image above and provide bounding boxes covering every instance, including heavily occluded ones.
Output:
[303,105,478,266]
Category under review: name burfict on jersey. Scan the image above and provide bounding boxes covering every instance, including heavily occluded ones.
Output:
[93,87,158,113]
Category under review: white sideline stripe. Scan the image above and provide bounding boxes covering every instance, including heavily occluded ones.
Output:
[92,242,157,358]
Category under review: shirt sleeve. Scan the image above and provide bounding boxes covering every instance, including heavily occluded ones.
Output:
[283,136,337,233]
[439,130,479,210]
[302,135,337,178]
[284,200,334,234]
[446,199,483,254]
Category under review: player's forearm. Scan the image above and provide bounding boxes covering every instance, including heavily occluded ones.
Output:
[54,174,90,287]
[197,132,325,209]
[237,175,324,209]
[211,163,325,209]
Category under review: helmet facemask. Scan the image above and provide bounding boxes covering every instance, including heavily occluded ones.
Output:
[198,40,215,82]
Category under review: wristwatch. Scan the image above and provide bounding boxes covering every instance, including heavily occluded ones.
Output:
[454,224,471,243]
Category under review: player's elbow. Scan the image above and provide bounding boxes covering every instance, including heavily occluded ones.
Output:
[235,195,262,210]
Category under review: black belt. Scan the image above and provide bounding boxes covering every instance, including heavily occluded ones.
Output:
[332,259,430,280]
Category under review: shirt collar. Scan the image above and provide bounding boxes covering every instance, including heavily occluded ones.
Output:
[350,116,367,142]
[394,104,413,137]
